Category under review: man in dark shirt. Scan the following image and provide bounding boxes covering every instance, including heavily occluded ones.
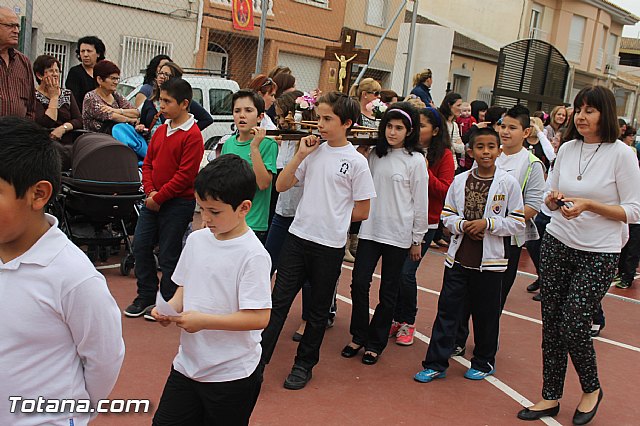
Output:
[0,7,35,119]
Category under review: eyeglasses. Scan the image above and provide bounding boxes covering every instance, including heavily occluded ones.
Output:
[260,77,274,88]
[0,22,20,30]
[157,72,172,78]
[369,91,380,97]
[106,76,121,83]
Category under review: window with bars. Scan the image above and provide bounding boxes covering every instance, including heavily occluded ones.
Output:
[120,36,174,79]
[44,40,72,81]
[366,0,386,28]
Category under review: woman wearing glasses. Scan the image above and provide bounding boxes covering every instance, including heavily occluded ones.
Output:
[350,77,382,129]
[82,60,139,133]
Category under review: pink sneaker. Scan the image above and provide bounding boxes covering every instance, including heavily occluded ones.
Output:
[388,321,402,338]
[395,324,415,346]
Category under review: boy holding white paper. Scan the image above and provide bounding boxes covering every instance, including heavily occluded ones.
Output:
[150,154,272,426]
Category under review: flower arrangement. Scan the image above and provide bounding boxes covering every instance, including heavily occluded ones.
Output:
[366,98,388,119]
[295,92,317,111]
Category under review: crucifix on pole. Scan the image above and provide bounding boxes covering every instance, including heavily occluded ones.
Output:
[324,28,370,94]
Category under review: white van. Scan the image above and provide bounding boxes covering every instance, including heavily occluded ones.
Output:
[117,73,239,149]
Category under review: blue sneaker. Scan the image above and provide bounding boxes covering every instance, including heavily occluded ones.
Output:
[414,368,446,383]
[464,367,495,380]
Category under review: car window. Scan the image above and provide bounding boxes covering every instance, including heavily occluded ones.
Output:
[117,84,136,98]
[192,88,203,108]
[209,89,233,115]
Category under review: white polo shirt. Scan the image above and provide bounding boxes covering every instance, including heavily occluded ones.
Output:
[0,215,124,426]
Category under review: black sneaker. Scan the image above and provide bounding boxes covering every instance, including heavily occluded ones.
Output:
[124,298,154,317]
[283,365,312,390]
[532,292,542,302]
[526,280,540,292]
[451,345,466,357]
[590,323,605,338]
[143,305,157,321]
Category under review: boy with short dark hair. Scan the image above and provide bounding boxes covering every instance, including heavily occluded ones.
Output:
[150,154,272,426]
[221,89,278,243]
[260,91,377,390]
[0,117,124,425]
[414,128,525,383]
[125,78,204,318]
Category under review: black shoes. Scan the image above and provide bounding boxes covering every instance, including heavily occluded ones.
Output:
[517,403,560,421]
[573,389,603,425]
[292,331,303,342]
[526,280,540,292]
[361,351,379,365]
[590,323,605,338]
[283,365,312,390]
[123,298,155,317]
[532,292,542,302]
[341,344,363,358]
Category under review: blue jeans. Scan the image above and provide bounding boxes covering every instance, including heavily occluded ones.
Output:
[393,229,437,324]
[134,198,195,303]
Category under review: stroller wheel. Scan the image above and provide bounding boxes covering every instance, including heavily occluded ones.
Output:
[120,253,134,276]
[99,246,109,262]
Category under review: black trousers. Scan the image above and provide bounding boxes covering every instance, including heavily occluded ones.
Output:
[539,233,618,399]
[423,263,503,373]
[152,366,262,426]
[618,223,640,283]
[261,233,344,370]
[349,239,408,354]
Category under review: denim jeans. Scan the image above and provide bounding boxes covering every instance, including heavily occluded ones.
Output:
[134,197,195,303]
[393,229,437,324]
[350,239,408,354]
[261,233,344,371]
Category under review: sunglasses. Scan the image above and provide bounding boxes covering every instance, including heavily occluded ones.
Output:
[368,91,380,96]
[261,77,275,88]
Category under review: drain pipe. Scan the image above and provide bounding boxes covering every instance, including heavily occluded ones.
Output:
[193,0,204,56]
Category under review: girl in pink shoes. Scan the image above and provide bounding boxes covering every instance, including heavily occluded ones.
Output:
[389,107,454,345]
[342,103,429,364]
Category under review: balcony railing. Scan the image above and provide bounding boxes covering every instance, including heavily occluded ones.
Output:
[209,0,273,15]
[566,39,583,63]
[604,54,620,76]
[528,27,549,42]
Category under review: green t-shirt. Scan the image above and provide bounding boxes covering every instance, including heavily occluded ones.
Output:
[221,135,278,231]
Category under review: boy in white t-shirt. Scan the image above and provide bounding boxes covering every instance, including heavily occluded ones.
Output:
[151,154,272,425]
[260,91,377,390]
[0,117,124,426]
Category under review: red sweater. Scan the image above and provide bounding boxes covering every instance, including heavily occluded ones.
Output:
[427,148,455,225]
[455,115,477,136]
[142,122,204,205]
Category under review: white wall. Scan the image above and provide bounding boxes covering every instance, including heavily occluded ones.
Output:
[391,23,454,104]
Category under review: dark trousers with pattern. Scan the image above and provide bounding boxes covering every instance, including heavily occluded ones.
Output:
[349,239,408,354]
[539,233,618,400]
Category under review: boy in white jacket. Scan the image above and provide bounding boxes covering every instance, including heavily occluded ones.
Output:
[414,127,525,383]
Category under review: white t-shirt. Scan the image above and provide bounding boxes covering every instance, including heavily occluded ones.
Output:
[0,215,124,426]
[171,228,272,382]
[359,148,429,248]
[289,142,376,248]
[546,139,640,252]
[275,140,303,217]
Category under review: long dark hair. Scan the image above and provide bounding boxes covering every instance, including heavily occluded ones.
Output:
[470,100,488,122]
[419,107,451,165]
[439,92,462,120]
[150,62,183,101]
[143,54,172,85]
[376,102,422,157]
[565,85,619,143]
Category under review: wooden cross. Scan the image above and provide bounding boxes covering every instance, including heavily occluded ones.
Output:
[324,28,370,93]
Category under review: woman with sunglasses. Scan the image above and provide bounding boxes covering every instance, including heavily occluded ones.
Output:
[350,77,382,129]
[247,74,278,130]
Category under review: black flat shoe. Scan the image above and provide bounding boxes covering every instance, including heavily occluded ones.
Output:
[341,344,363,358]
[362,351,379,365]
[573,389,603,425]
[517,404,560,421]
[292,331,303,342]
[283,365,312,390]
[526,280,540,292]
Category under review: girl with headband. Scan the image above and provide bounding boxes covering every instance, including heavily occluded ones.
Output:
[341,102,429,365]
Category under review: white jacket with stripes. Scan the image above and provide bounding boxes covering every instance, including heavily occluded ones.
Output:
[441,168,526,272]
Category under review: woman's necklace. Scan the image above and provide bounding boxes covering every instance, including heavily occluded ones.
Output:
[577,141,603,181]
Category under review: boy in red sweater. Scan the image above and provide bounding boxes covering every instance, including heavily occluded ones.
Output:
[124,78,204,318]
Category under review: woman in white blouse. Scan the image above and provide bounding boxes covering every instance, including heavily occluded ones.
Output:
[517,86,640,425]
[438,92,464,168]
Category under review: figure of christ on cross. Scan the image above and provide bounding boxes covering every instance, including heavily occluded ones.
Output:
[324,28,370,94]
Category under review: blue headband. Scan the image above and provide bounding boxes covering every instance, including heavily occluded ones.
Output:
[425,106,441,127]
[388,108,413,128]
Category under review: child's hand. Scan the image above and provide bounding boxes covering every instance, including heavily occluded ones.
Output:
[250,127,266,149]
[172,311,208,333]
[297,135,320,159]
[474,121,490,129]
[150,307,172,327]
[145,195,160,212]
[532,121,543,134]
[463,219,486,240]
[409,244,422,261]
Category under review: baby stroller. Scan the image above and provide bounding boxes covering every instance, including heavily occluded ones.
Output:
[52,132,145,275]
